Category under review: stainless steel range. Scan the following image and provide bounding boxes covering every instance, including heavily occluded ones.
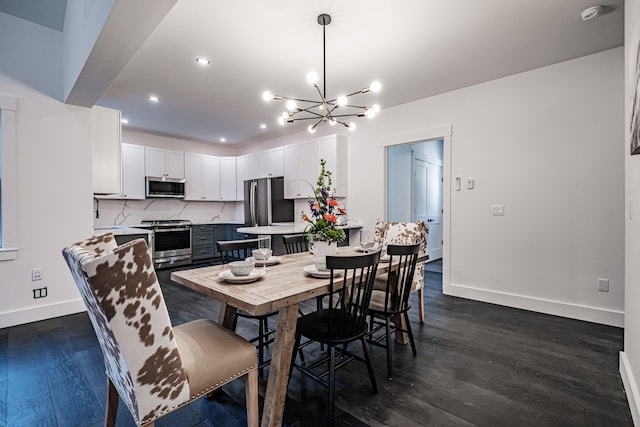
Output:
[141,220,192,269]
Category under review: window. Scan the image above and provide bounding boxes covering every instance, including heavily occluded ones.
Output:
[0,94,17,260]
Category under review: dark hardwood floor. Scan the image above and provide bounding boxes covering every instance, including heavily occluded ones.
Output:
[0,260,632,426]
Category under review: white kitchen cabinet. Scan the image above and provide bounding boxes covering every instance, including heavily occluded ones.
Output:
[219,157,237,200]
[317,134,348,197]
[92,106,122,194]
[236,155,249,199]
[284,140,318,199]
[120,143,146,199]
[145,147,184,179]
[259,146,284,178]
[95,143,145,200]
[185,153,220,201]
[247,152,260,179]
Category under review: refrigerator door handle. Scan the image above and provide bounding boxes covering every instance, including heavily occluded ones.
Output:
[250,181,257,226]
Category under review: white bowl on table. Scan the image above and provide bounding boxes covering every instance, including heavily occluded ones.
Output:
[229,260,255,276]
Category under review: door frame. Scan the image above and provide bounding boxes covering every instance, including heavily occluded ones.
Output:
[381,125,452,294]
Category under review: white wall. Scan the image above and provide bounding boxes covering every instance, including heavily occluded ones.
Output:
[621,0,640,423]
[0,73,94,328]
[265,47,625,327]
[353,47,625,327]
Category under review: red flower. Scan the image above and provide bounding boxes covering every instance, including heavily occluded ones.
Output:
[324,214,337,222]
[311,203,320,210]
[301,214,311,222]
[338,208,347,215]
[328,199,339,207]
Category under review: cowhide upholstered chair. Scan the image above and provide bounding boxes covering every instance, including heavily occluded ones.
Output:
[373,220,429,323]
[62,233,259,427]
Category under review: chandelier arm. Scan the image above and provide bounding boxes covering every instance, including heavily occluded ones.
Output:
[328,113,362,118]
[295,109,325,118]
[287,116,329,122]
[314,84,326,103]
[344,90,366,97]
[275,96,323,104]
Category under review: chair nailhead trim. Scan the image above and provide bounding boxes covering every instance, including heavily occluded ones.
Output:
[145,364,258,424]
[189,364,258,399]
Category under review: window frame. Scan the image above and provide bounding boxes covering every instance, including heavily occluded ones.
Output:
[0,94,17,261]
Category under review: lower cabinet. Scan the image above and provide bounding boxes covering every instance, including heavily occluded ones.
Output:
[191,224,242,263]
[192,224,216,262]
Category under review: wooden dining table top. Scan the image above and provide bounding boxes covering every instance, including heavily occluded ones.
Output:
[170,247,428,317]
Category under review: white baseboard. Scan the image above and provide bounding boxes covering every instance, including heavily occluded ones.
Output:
[620,352,640,425]
[0,298,86,329]
[445,283,624,327]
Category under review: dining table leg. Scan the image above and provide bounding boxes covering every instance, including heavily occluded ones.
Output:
[261,303,299,427]
[218,302,237,329]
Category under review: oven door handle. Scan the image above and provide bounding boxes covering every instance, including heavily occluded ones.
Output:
[154,227,190,233]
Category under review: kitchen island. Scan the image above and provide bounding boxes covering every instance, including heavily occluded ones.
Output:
[237,222,363,255]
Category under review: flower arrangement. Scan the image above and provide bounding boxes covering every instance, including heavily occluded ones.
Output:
[301,159,347,243]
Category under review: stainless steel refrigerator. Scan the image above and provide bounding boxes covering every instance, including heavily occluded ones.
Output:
[244,177,294,226]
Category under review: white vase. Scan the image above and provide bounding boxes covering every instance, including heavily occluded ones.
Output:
[313,240,338,271]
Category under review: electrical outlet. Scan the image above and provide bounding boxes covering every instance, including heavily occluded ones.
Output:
[32,268,43,281]
[492,205,505,216]
[33,287,47,299]
[598,279,609,292]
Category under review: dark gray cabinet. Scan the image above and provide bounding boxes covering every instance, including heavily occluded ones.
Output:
[192,224,233,262]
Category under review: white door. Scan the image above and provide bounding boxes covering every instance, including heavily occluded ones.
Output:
[412,157,443,261]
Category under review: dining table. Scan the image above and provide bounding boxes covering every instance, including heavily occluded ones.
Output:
[170,247,427,426]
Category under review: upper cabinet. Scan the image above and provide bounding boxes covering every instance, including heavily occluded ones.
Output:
[95,143,145,200]
[259,146,284,178]
[92,106,122,194]
[120,144,146,199]
[185,153,219,201]
[145,147,184,179]
[284,134,347,199]
[185,153,236,201]
[317,134,348,198]
[219,157,237,201]
[284,140,318,199]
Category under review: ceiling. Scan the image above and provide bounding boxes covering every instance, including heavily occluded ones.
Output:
[2,0,626,146]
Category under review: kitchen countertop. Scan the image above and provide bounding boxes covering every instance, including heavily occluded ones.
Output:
[237,222,363,235]
[93,226,153,236]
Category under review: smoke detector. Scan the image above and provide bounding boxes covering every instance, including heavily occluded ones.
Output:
[580,5,603,21]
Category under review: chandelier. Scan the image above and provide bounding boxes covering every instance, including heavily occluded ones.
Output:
[262,13,381,133]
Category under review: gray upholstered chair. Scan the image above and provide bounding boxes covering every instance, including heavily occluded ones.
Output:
[62,233,259,427]
[373,220,429,322]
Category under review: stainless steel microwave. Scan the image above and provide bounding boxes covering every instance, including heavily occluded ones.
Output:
[145,176,186,198]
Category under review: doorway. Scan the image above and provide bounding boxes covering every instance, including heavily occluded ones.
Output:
[387,138,443,262]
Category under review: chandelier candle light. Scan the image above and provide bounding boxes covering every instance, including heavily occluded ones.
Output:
[262,13,381,133]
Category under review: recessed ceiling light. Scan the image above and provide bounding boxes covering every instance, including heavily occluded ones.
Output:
[195,57,210,66]
[220,137,226,143]
[121,118,129,124]
[580,5,603,21]
[148,95,160,103]
[260,123,267,129]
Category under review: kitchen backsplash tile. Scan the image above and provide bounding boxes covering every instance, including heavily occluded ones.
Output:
[93,199,244,226]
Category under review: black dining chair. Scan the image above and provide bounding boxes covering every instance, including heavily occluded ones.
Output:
[366,243,420,380]
[282,234,309,254]
[218,238,275,377]
[290,251,381,425]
